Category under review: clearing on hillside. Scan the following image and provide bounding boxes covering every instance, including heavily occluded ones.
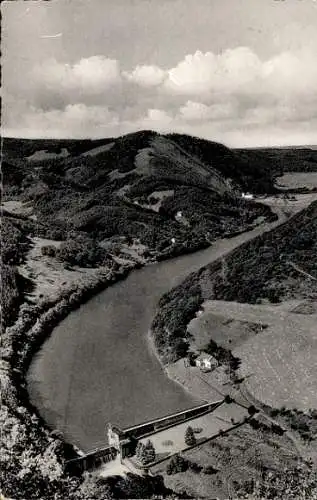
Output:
[192,300,317,412]
[275,172,317,190]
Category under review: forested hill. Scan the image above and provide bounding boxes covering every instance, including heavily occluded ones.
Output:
[2,131,278,253]
[3,130,281,196]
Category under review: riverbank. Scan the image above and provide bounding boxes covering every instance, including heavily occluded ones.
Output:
[148,196,317,477]
[1,224,223,498]
[0,200,290,498]
[0,253,135,498]
[150,195,317,374]
[147,200,291,404]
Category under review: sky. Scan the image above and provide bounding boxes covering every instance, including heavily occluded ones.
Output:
[2,0,317,147]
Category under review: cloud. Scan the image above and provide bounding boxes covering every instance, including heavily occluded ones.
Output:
[165,47,262,95]
[3,103,120,139]
[179,100,235,121]
[123,65,166,87]
[26,56,123,111]
[3,47,317,146]
[32,56,121,94]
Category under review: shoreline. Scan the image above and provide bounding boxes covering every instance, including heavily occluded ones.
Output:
[2,233,226,497]
[0,202,292,497]
[147,328,207,405]
[1,261,135,496]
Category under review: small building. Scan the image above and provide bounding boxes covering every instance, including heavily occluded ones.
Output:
[241,192,254,200]
[195,352,218,371]
[107,424,137,458]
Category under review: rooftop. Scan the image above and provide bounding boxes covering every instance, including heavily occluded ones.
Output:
[196,352,217,362]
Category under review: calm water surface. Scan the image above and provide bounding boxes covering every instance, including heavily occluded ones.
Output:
[27,218,281,452]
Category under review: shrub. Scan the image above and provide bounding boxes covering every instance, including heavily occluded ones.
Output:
[41,245,57,257]
[267,288,281,304]
[184,426,196,447]
[187,351,198,366]
[270,408,279,418]
[192,427,203,434]
[271,423,284,435]
[166,454,188,475]
[248,405,258,416]
[144,440,156,464]
[224,394,234,404]
[202,465,218,475]
[135,440,156,465]
[249,418,261,430]
[188,461,202,473]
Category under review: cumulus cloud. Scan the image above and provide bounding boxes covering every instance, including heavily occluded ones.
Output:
[123,65,166,87]
[32,56,121,94]
[165,47,262,95]
[3,47,317,146]
[3,102,120,139]
[179,100,235,121]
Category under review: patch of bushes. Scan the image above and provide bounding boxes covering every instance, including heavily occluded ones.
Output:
[1,217,33,328]
[41,245,57,257]
[236,464,317,499]
[104,472,173,499]
[166,454,202,476]
[202,465,218,475]
[57,238,108,267]
[205,338,240,373]
[184,426,196,447]
[271,406,317,441]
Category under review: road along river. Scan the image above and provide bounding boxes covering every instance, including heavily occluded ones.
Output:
[27,205,286,453]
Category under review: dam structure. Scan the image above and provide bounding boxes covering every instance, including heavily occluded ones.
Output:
[65,399,224,474]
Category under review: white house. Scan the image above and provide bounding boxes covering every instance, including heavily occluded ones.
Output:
[195,352,218,371]
[241,192,254,200]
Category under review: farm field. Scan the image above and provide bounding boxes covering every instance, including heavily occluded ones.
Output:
[258,192,317,218]
[276,172,317,189]
[191,300,317,411]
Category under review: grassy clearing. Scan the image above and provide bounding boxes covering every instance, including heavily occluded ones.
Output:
[187,311,265,351]
[17,237,110,303]
[153,423,300,499]
[276,172,317,189]
[194,300,317,412]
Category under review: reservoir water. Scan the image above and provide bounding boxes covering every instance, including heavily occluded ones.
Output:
[27,215,282,452]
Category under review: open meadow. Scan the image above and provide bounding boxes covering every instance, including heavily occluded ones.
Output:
[190,300,317,412]
[276,172,317,190]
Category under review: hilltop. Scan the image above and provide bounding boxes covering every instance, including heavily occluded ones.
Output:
[4,130,317,331]
[2,130,280,327]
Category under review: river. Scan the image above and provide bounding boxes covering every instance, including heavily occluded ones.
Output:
[27,210,284,453]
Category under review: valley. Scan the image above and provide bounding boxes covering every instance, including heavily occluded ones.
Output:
[2,132,317,499]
